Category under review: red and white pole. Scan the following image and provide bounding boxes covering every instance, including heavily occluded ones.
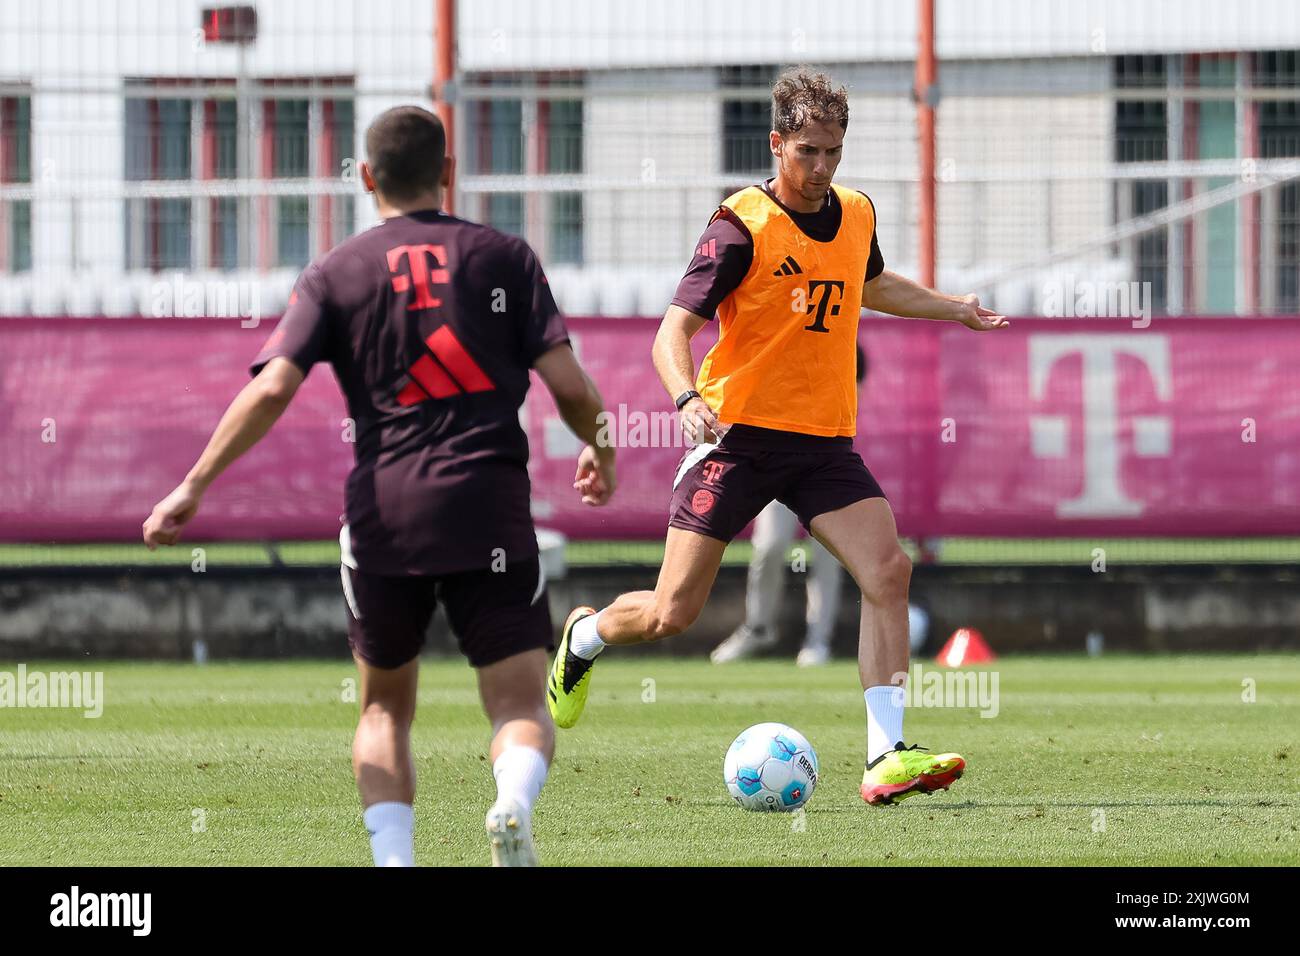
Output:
[916,0,937,289]
[434,0,456,214]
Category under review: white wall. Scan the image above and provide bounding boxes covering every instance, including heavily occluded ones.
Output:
[0,0,433,82]
[459,0,1300,70]
[14,0,1286,75]
[935,60,1112,272]
[583,69,722,268]
[1,0,1290,313]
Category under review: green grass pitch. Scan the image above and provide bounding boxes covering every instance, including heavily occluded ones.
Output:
[4,537,1300,568]
[1,655,1295,866]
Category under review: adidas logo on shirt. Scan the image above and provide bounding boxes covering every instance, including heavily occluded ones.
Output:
[773,255,803,277]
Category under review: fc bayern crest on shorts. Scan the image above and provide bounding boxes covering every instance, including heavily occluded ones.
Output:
[691,489,716,514]
[668,426,887,544]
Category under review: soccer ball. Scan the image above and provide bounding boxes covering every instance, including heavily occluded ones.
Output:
[723,722,819,812]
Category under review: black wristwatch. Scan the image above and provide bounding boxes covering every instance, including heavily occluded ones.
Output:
[675,389,701,411]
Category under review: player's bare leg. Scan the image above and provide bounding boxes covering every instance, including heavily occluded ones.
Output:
[477,648,553,866]
[547,528,726,727]
[596,528,726,644]
[352,653,418,865]
[809,498,910,688]
[809,497,965,805]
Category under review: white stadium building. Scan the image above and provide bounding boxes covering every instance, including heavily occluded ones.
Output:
[1,0,1297,319]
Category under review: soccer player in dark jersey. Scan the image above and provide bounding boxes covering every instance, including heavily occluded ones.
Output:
[143,106,615,866]
[547,70,1007,808]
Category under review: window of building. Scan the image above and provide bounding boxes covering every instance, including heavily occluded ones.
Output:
[721,65,774,176]
[1257,50,1300,312]
[469,77,526,238]
[124,92,193,270]
[270,98,310,267]
[547,97,583,174]
[0,95,32,273]
[486,193,525,238]
[549,191,583,264]
[466,73,584,259]
[205,98,240,270]
[124,78,356,272]
[324,97,355,252]
[1114,56,1168,312]
[544,89,583,264]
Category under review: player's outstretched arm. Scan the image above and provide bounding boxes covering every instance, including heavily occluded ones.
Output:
[862,269,1009,331]
[533,343,616,506]
[653,305,725,444]
[142,357,305,549]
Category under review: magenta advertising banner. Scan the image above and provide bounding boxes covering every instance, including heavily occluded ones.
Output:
[1,316,1297,542]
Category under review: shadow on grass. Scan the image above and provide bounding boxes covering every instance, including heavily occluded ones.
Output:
[805,799,1293,811]
[686,798,1293,814]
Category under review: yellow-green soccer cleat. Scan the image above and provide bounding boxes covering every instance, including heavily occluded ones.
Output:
[860,743,966,807]
[546,606,598,729]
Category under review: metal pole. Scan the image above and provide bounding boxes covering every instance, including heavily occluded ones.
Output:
[1238,51,1258,315]
[914,0,939,563]
[1167,55,1185,315]
[435,0,456,214]
[916,0,937,288]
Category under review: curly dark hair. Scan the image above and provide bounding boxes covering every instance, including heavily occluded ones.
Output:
[771,68,849,135]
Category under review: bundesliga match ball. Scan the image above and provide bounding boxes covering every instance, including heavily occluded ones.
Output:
[724,722,819,812]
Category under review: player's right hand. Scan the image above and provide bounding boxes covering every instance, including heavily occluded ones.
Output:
[142,480,204,550]
[680,397,725,445]
[573,444,616,506]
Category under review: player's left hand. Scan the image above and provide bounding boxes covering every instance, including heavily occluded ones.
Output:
[142,481,204,550]
[955,293,1009,331]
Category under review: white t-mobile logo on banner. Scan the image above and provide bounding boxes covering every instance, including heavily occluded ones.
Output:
[1028,335,1172,518]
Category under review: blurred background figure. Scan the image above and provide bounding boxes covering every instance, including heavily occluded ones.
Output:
[711,511,933,665]
[712,345,920,667]
[710,497,845,666]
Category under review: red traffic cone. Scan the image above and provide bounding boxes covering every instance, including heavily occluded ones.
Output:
[936,627,996,667]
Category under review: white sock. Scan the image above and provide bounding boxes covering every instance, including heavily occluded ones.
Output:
[864,685,906,765]
[569,610,606,661]
[492,746,549,814]
[363,801,414,867]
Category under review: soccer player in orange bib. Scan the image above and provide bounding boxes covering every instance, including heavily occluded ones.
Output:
[551,69,1008,806]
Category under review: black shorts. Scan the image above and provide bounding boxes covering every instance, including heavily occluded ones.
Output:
[668,425,886,543]
[341,555,553,669]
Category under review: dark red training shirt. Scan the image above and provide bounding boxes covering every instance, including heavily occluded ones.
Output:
[250,210,570,577]
[671,179,886,320]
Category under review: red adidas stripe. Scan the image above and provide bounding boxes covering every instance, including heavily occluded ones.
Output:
[396,326,496,405]
[427,325,494,393]
[397,353,461,405]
